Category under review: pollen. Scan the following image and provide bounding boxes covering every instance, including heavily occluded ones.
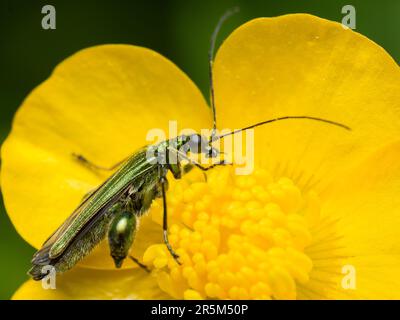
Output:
[116,217,128,233]
[143,166,315,300]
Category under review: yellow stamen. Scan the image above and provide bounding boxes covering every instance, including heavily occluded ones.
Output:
[143,166,315,300]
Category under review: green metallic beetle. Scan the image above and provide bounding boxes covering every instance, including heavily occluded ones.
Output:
[28,9,350,280]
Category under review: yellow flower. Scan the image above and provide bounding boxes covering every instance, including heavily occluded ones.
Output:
[2,14,400,300]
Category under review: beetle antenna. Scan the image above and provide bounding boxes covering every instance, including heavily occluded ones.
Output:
[209,7,240,138]
[211,116,351,141]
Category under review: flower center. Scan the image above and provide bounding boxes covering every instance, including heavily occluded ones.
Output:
[143,166,317,300]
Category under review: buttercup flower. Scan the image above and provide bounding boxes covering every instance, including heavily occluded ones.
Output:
[1,14,400,300]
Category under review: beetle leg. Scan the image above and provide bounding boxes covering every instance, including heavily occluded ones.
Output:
[182,163,207,181]
[168,162,182,179]
[72,153,127,171]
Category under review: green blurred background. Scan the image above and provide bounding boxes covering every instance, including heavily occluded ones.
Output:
[0,0,398,299]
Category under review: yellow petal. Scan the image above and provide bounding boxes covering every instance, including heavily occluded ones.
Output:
[301,141,400,299]
[78,212,163,269]
[1,45,211,268]
[299,255,400,300]
[214,14,400,190]
[12,267,170,300]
